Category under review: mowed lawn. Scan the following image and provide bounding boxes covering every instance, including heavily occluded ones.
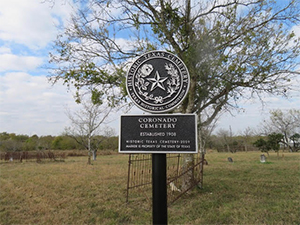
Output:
[0,151,299,224]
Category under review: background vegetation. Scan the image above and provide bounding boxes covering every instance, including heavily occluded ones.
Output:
[0,132,118,152]
[1,129,297,154]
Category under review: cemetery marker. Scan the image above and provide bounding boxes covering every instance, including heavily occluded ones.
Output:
[120,50,197,225]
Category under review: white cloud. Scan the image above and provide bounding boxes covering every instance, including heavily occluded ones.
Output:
[0,72,122,136]
[0,0,74,50]
[215,92,300,135]
[0,53,43,72]
[0,72,81,136]
[0,47,12,54]
[1,71,297,136]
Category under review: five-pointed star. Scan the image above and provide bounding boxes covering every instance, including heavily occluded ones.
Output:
[147,71,168,91]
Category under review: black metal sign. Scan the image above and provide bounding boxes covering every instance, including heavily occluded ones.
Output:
[126,50,190,113]
[124,51,193,224]
[119,114,198,154]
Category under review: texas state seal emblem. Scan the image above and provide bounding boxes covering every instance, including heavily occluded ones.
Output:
[126,51,190,113]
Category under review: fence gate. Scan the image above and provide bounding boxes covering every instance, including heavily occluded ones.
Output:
[126,153,206,206]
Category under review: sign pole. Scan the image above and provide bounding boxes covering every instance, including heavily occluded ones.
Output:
[122,50,194,225]
[152,153,167,225]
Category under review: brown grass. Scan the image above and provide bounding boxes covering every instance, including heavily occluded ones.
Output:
[0,151,299,224]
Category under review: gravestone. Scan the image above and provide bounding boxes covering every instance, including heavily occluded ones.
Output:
[260,154,266,163]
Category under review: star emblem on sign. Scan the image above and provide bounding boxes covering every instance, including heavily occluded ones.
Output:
[147,71,168,91]
[126,50,190,113]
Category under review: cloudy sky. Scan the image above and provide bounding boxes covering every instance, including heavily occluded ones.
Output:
[0,0,299,137]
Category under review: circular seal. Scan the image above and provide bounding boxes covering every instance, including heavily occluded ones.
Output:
[126,50,190,113]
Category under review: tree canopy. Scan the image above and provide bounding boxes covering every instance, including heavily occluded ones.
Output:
[253,132,284,155]
[49,0,300,128]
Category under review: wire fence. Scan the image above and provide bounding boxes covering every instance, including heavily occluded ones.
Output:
[126,153,207,206]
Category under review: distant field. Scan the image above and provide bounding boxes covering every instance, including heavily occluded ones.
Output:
[0,151,299,224]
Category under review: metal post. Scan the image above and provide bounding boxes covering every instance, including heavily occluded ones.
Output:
[126,154,132,203]
[152,153,168,225]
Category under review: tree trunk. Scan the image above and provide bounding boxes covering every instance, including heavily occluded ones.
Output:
[87,136,91,164]
[244,144,248,152]
[181,153,195,192]
[87,151,91,164]
[197,127,206,189]
[92,150,97,161]
[198,152,205,189]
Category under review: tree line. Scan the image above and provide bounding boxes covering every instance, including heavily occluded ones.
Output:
[1,129,298,154]
[209,132,299,153]
[1,108,299,154]
[0,132,118,152]
[212,109,300,153]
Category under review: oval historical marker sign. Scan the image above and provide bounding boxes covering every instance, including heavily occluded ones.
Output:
[126,51,190,113]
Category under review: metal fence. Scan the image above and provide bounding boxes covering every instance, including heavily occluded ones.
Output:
[126,153,207,206]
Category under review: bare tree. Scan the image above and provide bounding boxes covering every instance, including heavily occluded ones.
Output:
[241,127,254,152]
[65,100,112,164]
[262,108,300,151]
[217,128,234,153]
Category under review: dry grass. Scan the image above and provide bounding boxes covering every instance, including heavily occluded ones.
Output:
[0,151,299,224]
[169,151,300,225]
[0,155,136,224]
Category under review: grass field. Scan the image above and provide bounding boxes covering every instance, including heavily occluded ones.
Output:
[0,151,299,224]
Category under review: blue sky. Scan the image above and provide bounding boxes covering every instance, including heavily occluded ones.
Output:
[0,0,299,136]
